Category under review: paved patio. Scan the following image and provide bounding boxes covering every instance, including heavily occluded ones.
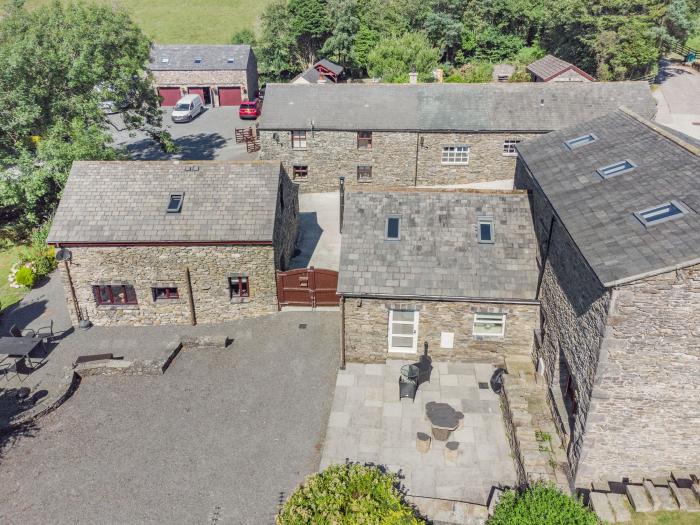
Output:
[289,192,341,271]
[320,360,516,505]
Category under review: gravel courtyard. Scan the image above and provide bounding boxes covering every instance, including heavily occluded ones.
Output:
[0,311,339,525]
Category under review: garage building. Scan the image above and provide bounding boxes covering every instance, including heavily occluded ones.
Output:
[150,44,259,107]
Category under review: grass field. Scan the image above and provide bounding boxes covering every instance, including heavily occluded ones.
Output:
[0,245,27,312]
[25,0,272,43]
[627,510,700,525]
[688,14,700,50]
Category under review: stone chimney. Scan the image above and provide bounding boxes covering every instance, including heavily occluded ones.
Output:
[409,66,418,84]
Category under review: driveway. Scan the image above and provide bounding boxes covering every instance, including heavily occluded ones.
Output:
[0,311,340,525]
[653,59,700,140]
[110,107,259,161]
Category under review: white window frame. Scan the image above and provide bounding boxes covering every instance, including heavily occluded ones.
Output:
[473,312,506,338]
[634,200,690,227]
[564,133,597,150]
[502,139,521,156]
[441,145,470,165]
[291,130,307,149]
[478,217,494,244]
[388,309,419,353]
[596,160,636,179]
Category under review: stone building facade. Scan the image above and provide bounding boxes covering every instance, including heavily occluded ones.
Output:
[259,130,534,192]
[343,298,538,364]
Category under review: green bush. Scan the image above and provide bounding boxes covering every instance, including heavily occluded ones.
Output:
[444,62,493,83]
[277,463,424,525]
[14,266,36,288]
[488,483,600,525]
[19,222,57,279]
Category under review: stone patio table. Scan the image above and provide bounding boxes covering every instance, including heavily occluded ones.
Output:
[425,401,459,441]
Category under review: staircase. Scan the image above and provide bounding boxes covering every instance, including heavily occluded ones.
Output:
[589,472,700,523]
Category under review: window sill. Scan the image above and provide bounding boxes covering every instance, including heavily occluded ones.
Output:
[473,334,505,340]
[291,148,307,151]
[357,179,372,183]
[153,298,185,305]
[441,162,470,166]
[388,348,417,354]
[97,304,139,311]
[293,178,308,183]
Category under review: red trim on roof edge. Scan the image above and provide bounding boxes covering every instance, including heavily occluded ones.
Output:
[543,65,596,82]
[51,241,273,248]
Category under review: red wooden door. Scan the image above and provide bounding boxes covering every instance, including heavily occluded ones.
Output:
[158,87,181,106]
[218,86,242,106]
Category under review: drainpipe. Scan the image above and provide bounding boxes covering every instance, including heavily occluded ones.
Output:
[185,267,197,325]
[413,133,420,186]
[62,255,82,323]
[338,176,345,234]
[340,295,346,370]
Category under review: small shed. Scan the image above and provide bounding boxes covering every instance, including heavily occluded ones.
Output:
[292,59,344,84]
[526,55,595,82]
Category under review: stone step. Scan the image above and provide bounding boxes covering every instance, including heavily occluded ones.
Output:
[670,482,700,512]
[607,493,632,523]
[644,480,678,511]
[590,492,616,523]
[625,484,653,513]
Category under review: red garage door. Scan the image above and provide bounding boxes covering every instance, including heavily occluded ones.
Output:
[158,87,181,106]
[218,86,242,106]
[188,87,206,103]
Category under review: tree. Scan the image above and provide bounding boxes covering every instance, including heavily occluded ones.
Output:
[230,28,257,45]
[0,1,168,234]
[423,0,468,62]
[288,0,332,67]
[367,32,441,82]
[257,0,297,81]
[321,0,359,68]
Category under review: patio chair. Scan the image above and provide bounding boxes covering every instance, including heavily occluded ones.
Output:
[10,321,54,346]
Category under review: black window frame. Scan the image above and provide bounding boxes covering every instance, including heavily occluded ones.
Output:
[292,165,308,180]
[385,215,401,241]
[167,193,184,213]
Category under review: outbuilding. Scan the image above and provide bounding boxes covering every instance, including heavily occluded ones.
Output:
[149,44,259,107]
[526,54,595,82]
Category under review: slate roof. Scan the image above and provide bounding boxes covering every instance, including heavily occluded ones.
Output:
[258,82,654,132]
[338,191,539,301]
[526,55,594,81]
[315,59,343,75]
[294,59,344,83]
[516,109,700,287]
[149,45,251,71]
[47,161,282,244]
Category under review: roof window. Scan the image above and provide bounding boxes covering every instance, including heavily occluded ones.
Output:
[597,160,636,179]
[161,58,169,63]
[194,57,203,64]
[634,200,689,227]
[167,193,184,213]
[227,58,235,63]
[478,217,494,244]
[385,216,401,241]
[564,133,597,150]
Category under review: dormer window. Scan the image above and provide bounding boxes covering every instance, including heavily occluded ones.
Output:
[634,200,690,227]
[478,217,494,244]
[385,216,401,241]
[564,133,597,150]
[167,193,184,213]
[597,160,636,179]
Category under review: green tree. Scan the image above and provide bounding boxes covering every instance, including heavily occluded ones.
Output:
[367,32,440,82]
[423,0,468,62]
[230,28,257,45]
[321,0,359,68]
[0,1,168,234]
[288,0,332,67]
[257,0,297,81]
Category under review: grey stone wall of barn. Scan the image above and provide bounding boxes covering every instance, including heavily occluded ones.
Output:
[152,70,252,105]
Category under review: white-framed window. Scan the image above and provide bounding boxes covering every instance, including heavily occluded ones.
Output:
[564,133,597,150]
[634,200,690,227]
[385,215,401,241]
[388,309,419,353]
[502,139,521,156]
[473,312,506,337]
[291,130,307,149]
[441,145,470,165]
[478,217,494,244]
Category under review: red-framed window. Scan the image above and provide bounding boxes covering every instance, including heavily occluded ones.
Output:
[152,287,179,301]
[357,131,372,149]
[93,284,138,305]
[229,276,249,298]
[292,165,308,180]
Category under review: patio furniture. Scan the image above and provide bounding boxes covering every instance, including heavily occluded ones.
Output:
[425,401,460,441]
[456,411,464,429]
[416,432,431,453]
[445,441,460,462]
[0,336,44,381]
[399,364,419,401]
[10,321,54,343]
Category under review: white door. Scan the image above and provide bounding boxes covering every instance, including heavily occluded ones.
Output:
[388,310,419,353]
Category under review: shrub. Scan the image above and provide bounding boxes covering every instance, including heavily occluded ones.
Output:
[19,222,57,279]
[277,463,424,525]
[14,265,36,288]
[444,62,493,83]
[488,483,600,525]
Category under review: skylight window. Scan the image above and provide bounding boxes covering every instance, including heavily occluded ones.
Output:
[634,200,689,227]
[385,216,401,241]
[161,58,169,63]
[167,193,184,213]
[227,57,235,63]
[597,160,636,179]
[194,57,203,64]
[564,133,597,150]
[478,217,494,244]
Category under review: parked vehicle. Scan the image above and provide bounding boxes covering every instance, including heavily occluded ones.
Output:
[171,94,203,123]
[239,99,262,119]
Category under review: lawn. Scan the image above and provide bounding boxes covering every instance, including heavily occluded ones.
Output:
[626,511,700,525]
[688,14,700,50]
[25,0,272,44]
[0,245,27,312]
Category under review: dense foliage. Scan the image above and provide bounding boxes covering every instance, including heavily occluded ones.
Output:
[488,483,600,525]
[276,463,424,525]
[0,1,171,239]
[253,0,699,82]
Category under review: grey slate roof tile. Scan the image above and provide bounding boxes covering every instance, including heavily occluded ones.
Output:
[47,161,282,244]
[516,109,700,286]
[526,55,593,80]
[338,191,538,301]
[149,44,251,71]
[258,82,655,132]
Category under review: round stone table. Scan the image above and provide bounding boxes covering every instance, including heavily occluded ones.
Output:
[425,401,459,441]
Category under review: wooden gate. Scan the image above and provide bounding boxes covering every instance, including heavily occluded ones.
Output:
[276,267,339,308]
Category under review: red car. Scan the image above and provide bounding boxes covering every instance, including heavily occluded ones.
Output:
[239,99,261,119]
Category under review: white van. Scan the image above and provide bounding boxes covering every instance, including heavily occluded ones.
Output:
[171,94,203,123]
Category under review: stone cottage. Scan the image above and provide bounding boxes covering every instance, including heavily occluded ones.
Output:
[526,55,595,82]
[514,107,700,487]
[149,44,259,107]
[257,82,655,192]
[47,160,298,327]
[338,189,540,364]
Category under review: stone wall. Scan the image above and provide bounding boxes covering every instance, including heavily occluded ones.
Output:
[152,69,255,105]
[59,245,279,326]
[343,297,538,364]
[260,130,540,192]
[576,263,700,485]
[273,171,300,270]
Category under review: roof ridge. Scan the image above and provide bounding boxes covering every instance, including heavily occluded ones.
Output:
[619,106,700,157]
[352,187,528,195]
